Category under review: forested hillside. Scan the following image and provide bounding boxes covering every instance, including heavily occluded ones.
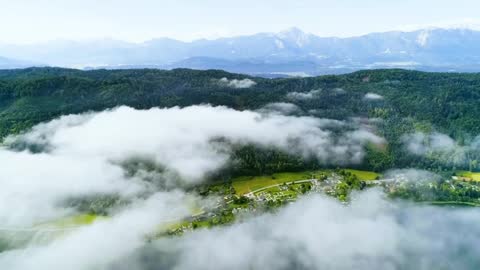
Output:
[1,67,480,174]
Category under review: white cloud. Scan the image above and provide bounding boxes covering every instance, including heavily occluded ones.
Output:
[4,188,480,270]
[0,151,140,226]
[286,89,321,100]
[401,131,480,167]
[416,30,430,47]
[274,39,285,49]
[471,136,480,150]
[1,105,383,227]
[0,191,196,270]
[217,78,257,89]
[258,102,302,115]
[2,104,478,270]
[403,132,457,155]
[363,93,384,100]
[333,88,346,94]
[382,169,442,182]
[0,104,387,269]
[109,190,480,270]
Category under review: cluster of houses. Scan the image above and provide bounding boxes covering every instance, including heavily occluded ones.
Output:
[244,173,347,203]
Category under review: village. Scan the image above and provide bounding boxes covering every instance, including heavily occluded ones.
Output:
[165,170,480,235]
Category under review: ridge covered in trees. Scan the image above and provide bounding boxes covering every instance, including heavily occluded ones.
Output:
[1,67,480,175]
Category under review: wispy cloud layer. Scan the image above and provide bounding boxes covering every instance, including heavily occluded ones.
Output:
[1,105,382,226]
[217,78,257,88]
[287,89,321,100]
[110,190,480,270]
[1,105,479,270]
[401,132,480,166]
[363,93,384,100]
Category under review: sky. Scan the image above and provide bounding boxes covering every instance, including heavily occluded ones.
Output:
[1,0,480,44]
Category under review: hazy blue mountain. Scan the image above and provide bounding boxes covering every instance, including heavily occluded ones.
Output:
[2,28,480,75]
[0,56,40,69]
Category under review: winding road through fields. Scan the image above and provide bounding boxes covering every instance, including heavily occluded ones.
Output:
[244,179,316,197]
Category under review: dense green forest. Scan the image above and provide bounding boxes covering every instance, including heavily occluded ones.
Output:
[1,67,480,174]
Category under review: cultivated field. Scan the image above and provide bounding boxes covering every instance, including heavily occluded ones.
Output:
[457,171,480,182]
[232,169,378,195]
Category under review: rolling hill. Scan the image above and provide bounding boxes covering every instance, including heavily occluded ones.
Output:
[1,67,480,173]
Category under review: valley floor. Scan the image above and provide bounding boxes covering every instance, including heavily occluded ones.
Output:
[2,168,480,251]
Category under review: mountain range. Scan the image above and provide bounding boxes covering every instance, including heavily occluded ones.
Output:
[0,56,40,69]
[2,27,480,76]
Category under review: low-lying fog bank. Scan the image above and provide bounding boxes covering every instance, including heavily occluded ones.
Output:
[2,190,480,270]
[0,105,382,227]
[1,105,478,270]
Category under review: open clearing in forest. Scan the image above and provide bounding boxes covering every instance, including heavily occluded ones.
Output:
[232,169,378,195]
[344,169,379,181]
[33,214,102,230]
[232,171,319,195]
[457,171,480,182]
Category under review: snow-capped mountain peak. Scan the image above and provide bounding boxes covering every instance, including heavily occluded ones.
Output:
[416,30,430,47]
[276,27,312,47]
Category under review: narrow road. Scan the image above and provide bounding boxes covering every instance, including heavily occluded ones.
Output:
[244,179,316,197]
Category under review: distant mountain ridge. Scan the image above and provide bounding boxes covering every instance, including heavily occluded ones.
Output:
[0,56,41,69]
[2,28,480,75]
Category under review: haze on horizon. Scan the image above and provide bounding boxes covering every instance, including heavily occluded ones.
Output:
[1,0,480,44]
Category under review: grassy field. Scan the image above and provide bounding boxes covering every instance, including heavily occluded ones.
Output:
[232,169,378,195]
[36,214,103,229]
[344,169,380,181]
[456,171,480,181]
[33,214,108,230]
[232,171,319,195]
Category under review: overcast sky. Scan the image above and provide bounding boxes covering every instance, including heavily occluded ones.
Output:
[1,0,479,44]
